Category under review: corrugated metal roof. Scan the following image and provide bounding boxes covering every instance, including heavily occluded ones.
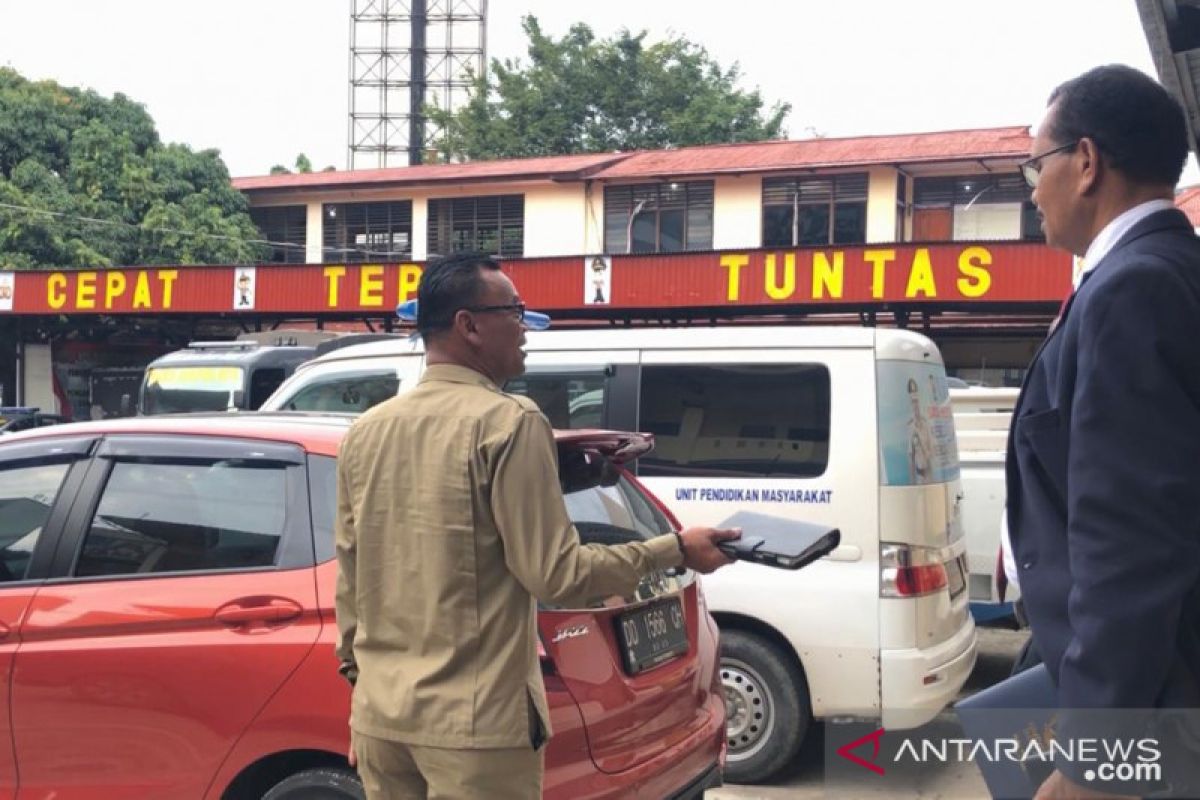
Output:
[232,152,630,192]
[588,126,1033,180]
[232,126,1032,193]
[1176,185,1200,224]
[588,127,1032,181]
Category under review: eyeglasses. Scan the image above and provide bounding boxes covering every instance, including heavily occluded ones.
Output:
[463,302,526,320]
[395,299,552,331]
[1019,140,1078,189]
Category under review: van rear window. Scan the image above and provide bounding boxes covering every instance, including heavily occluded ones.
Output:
[877,361,960,486]
[637,364,830,478]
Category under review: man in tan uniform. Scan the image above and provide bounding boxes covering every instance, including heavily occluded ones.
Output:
[336,252,740,799]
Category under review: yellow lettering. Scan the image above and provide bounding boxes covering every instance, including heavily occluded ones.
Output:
[957,246,993,298]
[75,271,97,309]
[324,265,346,308]
[863,250,896,299]
[397,264,422,302]
[812,252,844,299]
[720,254,749,301]
[104,272,126,309]
[764,254,796,300]
[132,272,152,309]
[905,249,937,298]
[47,273,67,310]
[359,265,384,307]
[157,270,177,309]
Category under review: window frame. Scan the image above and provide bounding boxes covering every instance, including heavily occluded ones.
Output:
[912,173,1040,242]
[761,173,869,247]
[0,436,97,584]
[426,194,525,258]
[633,363,833,479]
[249,205,308,264]
[322,200,414,263]
[603,181,715,254]
[48,435,314,582]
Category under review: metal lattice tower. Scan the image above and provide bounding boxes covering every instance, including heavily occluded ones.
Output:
[348,0,487,169]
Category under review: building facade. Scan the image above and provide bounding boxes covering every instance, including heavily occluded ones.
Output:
[1,126,1082,414]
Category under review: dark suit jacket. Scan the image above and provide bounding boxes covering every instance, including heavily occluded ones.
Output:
[1007,208,1200,713]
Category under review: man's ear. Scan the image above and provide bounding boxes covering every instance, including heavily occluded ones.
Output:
[452,308,483,342]
[1077,137,1104,196]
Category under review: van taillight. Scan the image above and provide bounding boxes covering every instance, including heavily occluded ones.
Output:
[880,543,949,598]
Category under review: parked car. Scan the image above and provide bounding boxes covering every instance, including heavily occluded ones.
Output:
[261,325,978,783]
[0,414,724,799]
[0,406,69,434]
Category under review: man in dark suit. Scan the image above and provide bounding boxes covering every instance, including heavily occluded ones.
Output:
[1008,64,1200,799]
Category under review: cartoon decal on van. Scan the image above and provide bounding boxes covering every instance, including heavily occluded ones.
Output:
[878,361,959,486]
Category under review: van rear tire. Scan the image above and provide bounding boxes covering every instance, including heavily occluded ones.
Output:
[720,630,811,783]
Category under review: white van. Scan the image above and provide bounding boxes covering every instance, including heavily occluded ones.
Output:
[261,326,977,782]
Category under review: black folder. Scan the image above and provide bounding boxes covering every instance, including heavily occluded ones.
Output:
[714,511,840,570]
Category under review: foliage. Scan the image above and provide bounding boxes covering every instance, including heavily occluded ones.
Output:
[430,16,791,160]
[270,153,317,175]
[0,67,264,269]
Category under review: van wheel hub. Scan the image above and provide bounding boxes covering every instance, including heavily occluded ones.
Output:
[721,658,773,758]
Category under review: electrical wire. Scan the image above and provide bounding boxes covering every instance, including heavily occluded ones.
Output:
[0,200,413,260]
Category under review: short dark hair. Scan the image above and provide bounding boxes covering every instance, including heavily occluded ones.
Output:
[1046,64,1188,186]
[416,251,501,338]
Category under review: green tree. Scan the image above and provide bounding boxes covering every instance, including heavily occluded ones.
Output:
[430,16,790,160]
[269,153,319,175]
[0,67,264,269]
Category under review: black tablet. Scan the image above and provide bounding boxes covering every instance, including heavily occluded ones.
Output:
[714,511,841,570]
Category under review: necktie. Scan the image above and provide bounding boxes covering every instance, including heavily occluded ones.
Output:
[1048,262,1088,335]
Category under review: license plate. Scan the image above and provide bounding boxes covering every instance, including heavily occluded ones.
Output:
[946,556,966,598]
[617,596,689,674]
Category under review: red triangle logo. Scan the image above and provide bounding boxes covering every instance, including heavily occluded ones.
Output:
[836,727,887,775]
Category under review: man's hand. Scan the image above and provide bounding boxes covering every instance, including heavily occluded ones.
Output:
[678,527,741,573]
[1034,769,1137,800]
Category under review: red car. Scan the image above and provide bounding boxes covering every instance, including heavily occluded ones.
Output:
[0,414,724,799]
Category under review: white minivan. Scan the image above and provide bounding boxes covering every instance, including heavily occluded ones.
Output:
[261,326,977,783]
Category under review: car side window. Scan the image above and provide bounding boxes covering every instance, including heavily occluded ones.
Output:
[249,368,286,409]
[0,461,71,582]
[74,460,288,577]
[637,364,832,478]
[285,371,400,413]
[505,372,607,428]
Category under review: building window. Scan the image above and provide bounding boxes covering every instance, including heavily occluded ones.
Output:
[896,174,908,242]
[603,182,713,254]
[250,206,307,264]
[762,173,868,247]
[322,201,413,263]
[427,195,524,258]
[912,174,1037,241]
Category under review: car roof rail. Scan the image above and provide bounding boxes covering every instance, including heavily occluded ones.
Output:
[185,341,259,351]
[314,333,406,358]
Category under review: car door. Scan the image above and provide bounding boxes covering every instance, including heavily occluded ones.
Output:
[0,435,94,800]
[10,434,321,800]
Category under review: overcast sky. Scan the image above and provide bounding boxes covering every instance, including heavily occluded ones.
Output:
[1,0,1195,182]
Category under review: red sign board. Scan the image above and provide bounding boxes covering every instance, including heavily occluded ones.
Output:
[0,243,1070,316]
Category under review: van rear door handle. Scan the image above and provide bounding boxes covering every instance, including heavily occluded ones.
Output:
[214,598,303,626]
[0,621,10,640]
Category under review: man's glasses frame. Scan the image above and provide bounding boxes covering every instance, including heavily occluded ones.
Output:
[461,302,527,321]
[1019,140,1079,189]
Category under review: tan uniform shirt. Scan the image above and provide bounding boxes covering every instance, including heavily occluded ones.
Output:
[335,364,683,748]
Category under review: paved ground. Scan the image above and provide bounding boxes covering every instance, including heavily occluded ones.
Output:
[706,625,1027,799]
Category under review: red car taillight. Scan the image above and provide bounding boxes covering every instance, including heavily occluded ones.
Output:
[880,543,949,597]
